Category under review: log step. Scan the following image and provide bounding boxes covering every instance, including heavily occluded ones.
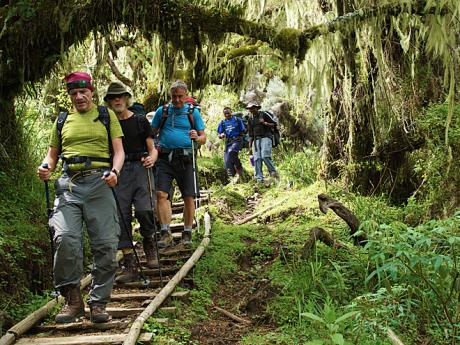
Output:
[16,332,153,345]
[84,307,175,318]
[34,320,129,332]
[110,290,189,301]
[139,255,191,266]
[119,277,193,289]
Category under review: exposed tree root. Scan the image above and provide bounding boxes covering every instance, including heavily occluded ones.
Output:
[301,227,347,258]
[317,193,367,246]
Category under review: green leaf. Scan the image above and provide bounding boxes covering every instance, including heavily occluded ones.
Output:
[335,311,359,324]
[331,333,345,345]
[301,312,326,324]
[304,341,324,345]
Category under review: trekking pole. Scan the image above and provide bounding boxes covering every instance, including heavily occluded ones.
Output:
[191,140,200,234]
[41,163,60,300]
[103,171,150,287]
[145,155,164,286]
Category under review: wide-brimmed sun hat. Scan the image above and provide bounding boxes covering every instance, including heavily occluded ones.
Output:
[104,82,132,101]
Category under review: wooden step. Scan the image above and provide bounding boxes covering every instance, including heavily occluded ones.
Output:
[140,255,191,266]
[83,306,176,318]
[160,246,193,255]
[119,277,193,289]
[16,332,153,345]
[143,266,180,276]
[110,290,190,301]
[33,320,129,332]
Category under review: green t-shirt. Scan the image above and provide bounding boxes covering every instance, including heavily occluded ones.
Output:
[49,105,123,171]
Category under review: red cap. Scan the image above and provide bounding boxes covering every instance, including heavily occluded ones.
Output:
[64,71,94,91]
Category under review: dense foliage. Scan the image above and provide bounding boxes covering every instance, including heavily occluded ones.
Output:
[0,0,459,343]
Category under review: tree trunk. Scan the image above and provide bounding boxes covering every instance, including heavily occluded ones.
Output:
[0,90,20,169]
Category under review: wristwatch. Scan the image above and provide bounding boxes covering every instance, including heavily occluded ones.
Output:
[111,168,120,177]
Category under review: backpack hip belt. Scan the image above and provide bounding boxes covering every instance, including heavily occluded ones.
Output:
[61,156,111,172]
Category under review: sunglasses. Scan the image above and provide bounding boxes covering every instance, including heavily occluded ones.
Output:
[105,93,127,101]
[66,80,91,89]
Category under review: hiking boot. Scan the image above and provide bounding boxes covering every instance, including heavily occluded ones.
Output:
[158,230,173,249]
[115,252,139,284]
[270,171,280,180]
[143,236,160,268]
[89,302,111,323]
[181,231,192,247]
[55,286,84,323]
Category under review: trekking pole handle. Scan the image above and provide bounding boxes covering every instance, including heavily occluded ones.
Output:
[103,170,110,178]
[41,163,51,210]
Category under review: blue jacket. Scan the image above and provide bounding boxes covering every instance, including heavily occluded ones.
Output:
[217,116,245,139]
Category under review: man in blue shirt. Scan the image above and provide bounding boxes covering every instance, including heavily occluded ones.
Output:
[151,80,206,247]
[217,107,246,182]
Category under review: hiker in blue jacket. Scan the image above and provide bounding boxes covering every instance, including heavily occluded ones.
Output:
[217,107,246,182]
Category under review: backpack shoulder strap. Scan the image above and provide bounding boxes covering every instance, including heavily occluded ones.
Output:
[187,103,195,130]
[96,106,112,154]
[56,111,69,148]
[158,104,169,132]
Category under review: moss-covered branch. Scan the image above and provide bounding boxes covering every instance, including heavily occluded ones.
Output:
[0,0,447,94]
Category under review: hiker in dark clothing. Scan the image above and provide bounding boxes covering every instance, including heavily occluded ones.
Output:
[104,82,159,284]
[247,101,279,183]
[217,107,246,182]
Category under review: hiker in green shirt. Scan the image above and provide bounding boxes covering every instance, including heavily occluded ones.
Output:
[37,72,124,324]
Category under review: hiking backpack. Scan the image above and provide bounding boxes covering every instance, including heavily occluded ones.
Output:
[262,111,280,147]
[158,102,202,149]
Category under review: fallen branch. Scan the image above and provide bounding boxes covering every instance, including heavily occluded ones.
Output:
[237,197,288,225]
[387,328,405,345]
[213,305,252,325]
[317,194,367,245]
[301,227,347,258]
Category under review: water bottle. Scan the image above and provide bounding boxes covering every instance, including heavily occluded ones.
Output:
[250,155,255,167]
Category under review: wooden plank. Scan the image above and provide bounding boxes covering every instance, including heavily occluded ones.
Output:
[141,266,179,276]
[85,307,143,318]
[120,277,193,289]
[34,320,129,332]
[158,307,176,314]
[110,290,189,301]
[16,333,152,345]
[160,246,193,255]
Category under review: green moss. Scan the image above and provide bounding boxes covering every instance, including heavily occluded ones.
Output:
[274,28,300,55]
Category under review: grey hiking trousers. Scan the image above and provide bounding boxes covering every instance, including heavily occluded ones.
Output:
[50,172,120,304]
[114,160,156,249]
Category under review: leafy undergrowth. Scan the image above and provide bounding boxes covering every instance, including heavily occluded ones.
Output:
[0,166,54,334]
[144,150,460,345]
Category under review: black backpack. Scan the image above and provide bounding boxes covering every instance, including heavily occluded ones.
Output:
[128,102,147,116]
[261,111,280,147]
